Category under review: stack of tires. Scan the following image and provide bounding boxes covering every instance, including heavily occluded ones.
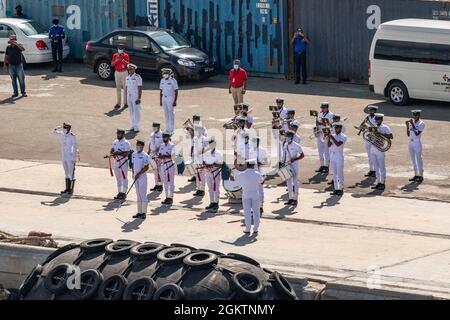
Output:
[19,239,298,300]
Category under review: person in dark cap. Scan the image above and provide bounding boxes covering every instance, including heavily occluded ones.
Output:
[4,34,27,98]
[276,98,288,120]
[406,110,425,183]
[49,19,66,72]
[13,5,28,19]
[291,27,310,84]
[52,122,78,195]
[109,128,131,200]
[131,140,150,219]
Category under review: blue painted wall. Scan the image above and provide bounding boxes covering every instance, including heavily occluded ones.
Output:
[157,0,287,76]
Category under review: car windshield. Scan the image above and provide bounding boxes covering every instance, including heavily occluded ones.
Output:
[17,21,48,36]
[152,31,190,51]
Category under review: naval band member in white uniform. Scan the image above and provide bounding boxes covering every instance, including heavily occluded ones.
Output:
[363,105,379,178]
[160,68,179,133]
[328,123,347,196]
[370,114,394,191]
[110,128,131,200]
[158,132,177,205]
[203,139,223,213]
[407,110,426,183]
[125,64,143,132]
[148,123,164,192]
[282,131,305,206]
[52,122,78,195]
[315,102,334,174]
[132,140,150,220]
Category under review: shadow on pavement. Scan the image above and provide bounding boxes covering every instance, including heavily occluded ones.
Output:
[219,233,258,247]
[121,219,144,233]
[40,196,70,207]
[400,182,422,193]
[314,194,343,209]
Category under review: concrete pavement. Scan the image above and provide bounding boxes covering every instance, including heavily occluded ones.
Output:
[1,159,450,299]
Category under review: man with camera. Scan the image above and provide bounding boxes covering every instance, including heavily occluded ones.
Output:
[291,27,310,85]
[3,35,27,98]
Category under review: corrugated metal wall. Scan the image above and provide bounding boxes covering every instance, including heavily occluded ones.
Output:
[158,0,287,76]
[293,0,450,82]
[6,0,126,59]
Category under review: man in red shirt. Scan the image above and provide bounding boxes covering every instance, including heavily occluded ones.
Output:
[111,45,130,109]
[228,59,248,106]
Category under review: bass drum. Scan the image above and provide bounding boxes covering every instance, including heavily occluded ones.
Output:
[223,180,242,200]
[264,164,295,186]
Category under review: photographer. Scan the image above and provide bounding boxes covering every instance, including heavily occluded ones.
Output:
[3,34,27,98]
[291,27,310,85]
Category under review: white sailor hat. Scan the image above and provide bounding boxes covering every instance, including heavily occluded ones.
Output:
[246,159,258,165]
[236,116,247,122]
[289,120,300,128]
[127,63,138,70]
[367,105,379,111]
[411,110,422,115]
[333,122,344,128]
[374,113,385,119]
[320,102,330,109]
[162,131,172,137]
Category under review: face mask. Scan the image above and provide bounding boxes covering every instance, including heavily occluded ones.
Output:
[153,127,159,133]
[163,74,169,79]
[234,65,239,70]
[63,129,68,134]
[118,49,124,54]
[210,143,216,150]
[137,146,144,153]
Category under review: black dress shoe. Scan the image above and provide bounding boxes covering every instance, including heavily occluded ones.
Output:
[322,167,329,174]
[365,171,376,177]
[328,181,334,185]
[140,213,147,220]
[114,104,121,109]
[378,184,386,191]
[157,186,164,192]
[416,177,424,183]
[114,193,121,200]
[291,200,298,206]
[163,198,173,205]
[284,199,294,206]
[315,166,325,173]
[133,213,142,219]
[123,104,128,109]
[371,183,381,190]
[409,176,419,182]
[188,176,196,183]
[260,207,264,216]
[193,190,205,197]
[12,93,19,98]
[205,203,214,210]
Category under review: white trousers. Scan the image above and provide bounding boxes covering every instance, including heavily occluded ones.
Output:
[135,176,148,214]
[317,137,330,166]
[287,162,299,201]
[371,150,386,183]
[365,141,375,171]
[150,159,162,187]
[205,169,221,203]
[114,71,127,106]
[196,169,206,191]
[162,96,175,133]
[160,160,175,198]
[63,160,75,180]
[127,95,141,131]
[409,140,424,176]
[243,197,261,232]
[114,159,129,193]
[257,166,264,206]
[330,153,344,191]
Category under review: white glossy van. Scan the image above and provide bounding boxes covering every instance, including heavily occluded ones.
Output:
[369,19,450,105]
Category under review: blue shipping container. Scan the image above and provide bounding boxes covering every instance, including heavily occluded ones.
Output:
[156,0,287,76]
[5,0,126,59]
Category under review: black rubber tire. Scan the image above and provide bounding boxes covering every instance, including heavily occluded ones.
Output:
[44,263,73,294]
[96,59,114,81]
[388,81,410,106]
[80,238,113,254]
[130,243,166,261]
[123,277,158,300]
[98,275,128,300]
[73,269,104,300]
[19,264,43,298]
[157,247,191,265]
[170,243,197,251]
[42,243,79,266]
[231,272,263,300]
[270,271,297,300]
[226,253,260,267]
[105,240,139,257]
[183,252,218,270]
[153,283,185,300]
[199,248,225,256]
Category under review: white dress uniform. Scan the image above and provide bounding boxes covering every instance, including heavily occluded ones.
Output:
[193,135,209,192]
[203,150,223,204]
[233,127,251,152]
[52,129,78,180]
[370,124,392,184]
[408,120,425,177]
[111,138,131,194]
[160,77,179,133]
[236,169,263,233]
[256,147,268,206]
[329,133,347,191]
[279,107,288,120]
[317,111,334,167]
[159,142,177,199]
[125,73,143,131]
[149,131,163,187]
[282,141,303,201]
[365,115,377,172]
[132,151,150,214]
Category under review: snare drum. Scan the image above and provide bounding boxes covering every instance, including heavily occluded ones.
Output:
[223,180,243,200]
[264,164,295,186]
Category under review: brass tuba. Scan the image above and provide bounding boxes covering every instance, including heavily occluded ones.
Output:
[363,127,392,153]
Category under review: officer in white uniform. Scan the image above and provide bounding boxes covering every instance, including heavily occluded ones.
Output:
[407,110,425,183]
[110,128,131,200]
[52,122,78,195]
[363,105,379,178]
[254,137,268,214]
[148,123,164,192]
[288,120,301,144]
[276,98,288,120]
[158,132,177,205]
[193,115,208,137]
[371,114,394,191]
[203,139,223,212]
[160,68,179,133]
[315,102,334,174]
[236,159,263,235]
[282,131,305,206]
[132,140,150,220]
[328,123,347,196]
[283,109,297,132]
[193,125,209,197]
[233,116,251,159]
[125,64,143,132]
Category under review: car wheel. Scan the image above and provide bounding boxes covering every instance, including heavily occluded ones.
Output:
[96,59,113,81]
[388,81,410,106]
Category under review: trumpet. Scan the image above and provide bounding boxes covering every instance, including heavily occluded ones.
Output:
[355,118,369,136]
[183,119,194,133]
